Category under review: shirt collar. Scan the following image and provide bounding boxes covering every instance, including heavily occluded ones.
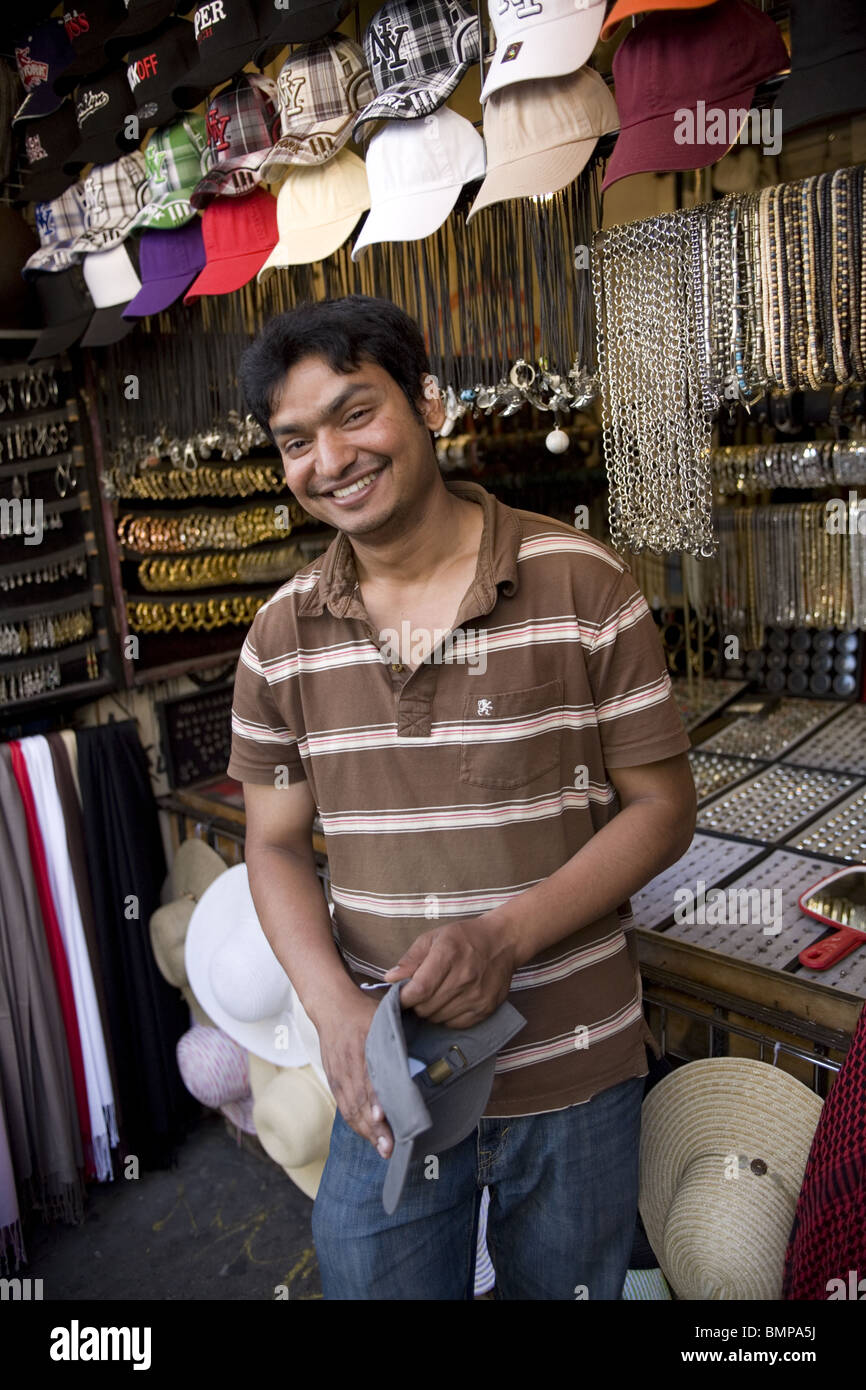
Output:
[297,480,521,620]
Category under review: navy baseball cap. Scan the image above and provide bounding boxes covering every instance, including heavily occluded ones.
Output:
[13,20,76,122]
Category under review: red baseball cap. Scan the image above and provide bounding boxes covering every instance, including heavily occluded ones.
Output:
[183,187,278,301]
[602,0,788,191]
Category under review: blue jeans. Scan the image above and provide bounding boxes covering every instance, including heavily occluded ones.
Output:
[311,1073,645,1300]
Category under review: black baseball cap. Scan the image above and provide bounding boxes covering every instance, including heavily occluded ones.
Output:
[104,0,180,62]
[254,0,359,62]
[364,981,526,1214]
[28,263,95,361]
[774,0,866,134]
[53,1,131,96]
[64,68,141,173]
[171,0,272,111]
[125,18,199,129]
[18,102,81,203]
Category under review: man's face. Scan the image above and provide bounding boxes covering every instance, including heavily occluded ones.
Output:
[268,354,444,537]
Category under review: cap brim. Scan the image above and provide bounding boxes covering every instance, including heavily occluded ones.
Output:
[184,244,274,301]
[189,154,270,210]
[480,9,605,103]
[382,1138,415,1216]
[53,51,112,98]
[601,83,757,192]
[18,165,79,205]
[23,241,81,277]
[259,116,354,174]
[600,0,716,43]
[470,133,600,218]
[104,0,179,60]
[774,48,866,135]
[128,194,197,232]
[79,305,136,346]
[63,132,138,175]
[28,311,93,361]
[13,85,68,123]
[353,70,467,135]
[258,207,366,276]
[171,41,263,110]
[253,2,355,60]
[123,266,200,317]
[352,182,462,259]
[134,92,185,131]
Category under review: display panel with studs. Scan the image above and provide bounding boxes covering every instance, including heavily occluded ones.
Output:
[697,764,862,844]
[688,750,766,805]
[781,702,866,776]
[631,833,767,931]
[786,784,866,864]
[697,698,847,761]
[664,849,838,969]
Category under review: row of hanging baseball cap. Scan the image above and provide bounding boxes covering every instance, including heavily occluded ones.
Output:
[12,0,866,206]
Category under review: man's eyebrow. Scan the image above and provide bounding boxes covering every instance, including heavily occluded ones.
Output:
[271,383,373,439]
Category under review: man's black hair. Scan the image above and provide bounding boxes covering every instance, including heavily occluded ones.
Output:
[239,296,432,441]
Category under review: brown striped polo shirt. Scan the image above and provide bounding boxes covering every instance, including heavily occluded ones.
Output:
[227,479,691,1116]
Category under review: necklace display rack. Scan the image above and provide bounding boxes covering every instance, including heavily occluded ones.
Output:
[0,356,116,720]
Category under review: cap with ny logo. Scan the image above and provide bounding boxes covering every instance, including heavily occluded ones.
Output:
[352,0,481,137]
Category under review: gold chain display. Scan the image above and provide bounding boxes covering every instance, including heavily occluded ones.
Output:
[126,593,266,633]
[137,540,305,591]
[117,501,307,554]
[116,462,286,500]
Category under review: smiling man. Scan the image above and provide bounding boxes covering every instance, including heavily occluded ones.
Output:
[228,296,696,1301]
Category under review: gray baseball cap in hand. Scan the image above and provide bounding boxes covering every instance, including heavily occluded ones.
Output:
[364,980,526,1214]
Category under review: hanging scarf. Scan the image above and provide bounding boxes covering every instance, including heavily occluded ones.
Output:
[20,736,118,1182]
[8,741,93,1178]
[46,731,123,1135]
[0,1091,24,1274]
[0,746,84,1224]
[76,721,196,1169]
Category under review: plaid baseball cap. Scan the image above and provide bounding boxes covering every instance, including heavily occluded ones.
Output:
[63,68,141,172]
[104,0,181,61]
[125,18,199,129]
[184,186,278,301]
[352,0,480,136]
[259,36,375,177]
[69,150,149,256]
[480,0,607,103]
[13,20,76,122]
[18,103,81,203]
[23,182,90,276]
[128,114,209,230]
[53,1,131,96]
[123,218,206,316]
[171,0,273,112]
[189,73,279,210]
[254,0,360,58]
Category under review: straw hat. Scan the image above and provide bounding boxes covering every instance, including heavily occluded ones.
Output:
[150,838,228,990]
[251,1060,336,1201]
[162,836,228,905]
[639,1058,823,1300]
[176,1024,257,1135]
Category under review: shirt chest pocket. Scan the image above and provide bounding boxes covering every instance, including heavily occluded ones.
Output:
[458,679,564,791]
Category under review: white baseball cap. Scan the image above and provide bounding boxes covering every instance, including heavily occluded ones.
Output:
[352,107,485,261]
[80,243,141,346]
[480,0,606,104]
[257,146,370,277]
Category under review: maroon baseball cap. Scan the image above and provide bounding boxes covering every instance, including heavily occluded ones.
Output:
[602,0,788,192]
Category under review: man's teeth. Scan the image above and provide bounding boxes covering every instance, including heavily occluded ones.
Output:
[331,470,380,499]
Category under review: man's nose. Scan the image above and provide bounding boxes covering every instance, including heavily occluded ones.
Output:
[315,427,358,479]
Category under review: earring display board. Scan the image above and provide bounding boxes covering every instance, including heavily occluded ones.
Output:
[0,355,117,720]
[688,750,765,806]
[670,676,748,732]
[786,784,866,864]
[156,683,235,790]
[697,697,847,761]
[697,764,863,845]
[781,702,866,776]
[663,849,837,972]
[630,832,767,931]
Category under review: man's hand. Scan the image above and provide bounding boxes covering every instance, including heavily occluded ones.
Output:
[315,989,394,1159]
[384,915,519,1027]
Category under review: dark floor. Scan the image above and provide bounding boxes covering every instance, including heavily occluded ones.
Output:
[24,1113,323,1301]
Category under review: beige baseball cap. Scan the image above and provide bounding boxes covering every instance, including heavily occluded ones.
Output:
[468,63,618,219]
[258,146,370,276]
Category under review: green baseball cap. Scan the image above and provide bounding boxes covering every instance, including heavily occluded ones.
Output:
[129,114,209,232]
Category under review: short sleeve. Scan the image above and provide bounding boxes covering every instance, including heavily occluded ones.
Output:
[226,624,307,786]
[585,568,692,770]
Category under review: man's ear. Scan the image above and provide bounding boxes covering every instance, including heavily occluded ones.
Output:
[418,374,446,431]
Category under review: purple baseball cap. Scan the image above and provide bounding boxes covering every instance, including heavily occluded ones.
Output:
[122,217,206,317]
